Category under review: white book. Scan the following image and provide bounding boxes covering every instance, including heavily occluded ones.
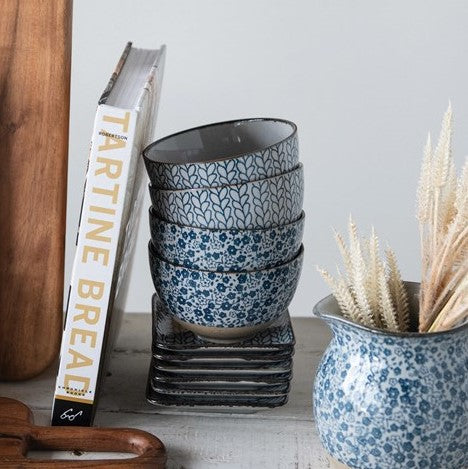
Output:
[52,42,166,426]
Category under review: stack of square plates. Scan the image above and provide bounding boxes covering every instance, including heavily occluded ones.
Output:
[147,295,295,408]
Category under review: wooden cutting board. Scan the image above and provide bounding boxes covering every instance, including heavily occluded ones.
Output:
[0,0,71,379]
[0,397,167,467]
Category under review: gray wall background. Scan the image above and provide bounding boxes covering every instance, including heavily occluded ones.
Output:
[68,0,468,315]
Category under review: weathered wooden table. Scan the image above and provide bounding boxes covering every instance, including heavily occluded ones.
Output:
[0,314,334,468]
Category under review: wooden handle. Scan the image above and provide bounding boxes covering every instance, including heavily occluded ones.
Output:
[0,398,167,467]
[1,426,167,468]
[0,0,72,380]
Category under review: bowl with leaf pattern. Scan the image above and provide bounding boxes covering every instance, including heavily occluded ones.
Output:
[149,164,304,230]
[148,242,304,341]
[149,207,305,272]
[143,118,298,190]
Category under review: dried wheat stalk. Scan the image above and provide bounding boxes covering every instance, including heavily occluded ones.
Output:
[318,219,410,332]
[417,104,468,332]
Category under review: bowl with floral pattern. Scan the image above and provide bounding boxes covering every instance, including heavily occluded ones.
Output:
[149,207,305,272]
[313,282,467,469]
[149,164,304,230]
[148,242,304,342]
[143,118,298,190]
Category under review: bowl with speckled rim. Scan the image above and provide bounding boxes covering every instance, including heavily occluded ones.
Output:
[143,118,298,190]
[313,282,468,469]
[149,207,305,272]
[148,242,304,341]
[149,164,304,230]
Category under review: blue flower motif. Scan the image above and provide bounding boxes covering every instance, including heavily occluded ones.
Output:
[415,353,426,364]
[227,245,237,255]
[412,415,424,426]
[419,400,430,412]
[176,295,186,305]
[203,312,214,322]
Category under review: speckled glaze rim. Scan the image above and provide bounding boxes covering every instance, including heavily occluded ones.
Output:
[143,117,297,166]
[314,281,468,338]
[149,240,304,276]
[149,206,306,234]
[149,163,303,195]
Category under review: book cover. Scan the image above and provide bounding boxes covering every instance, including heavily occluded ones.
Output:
[51,43,166,426]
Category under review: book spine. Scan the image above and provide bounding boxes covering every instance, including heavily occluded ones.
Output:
[51,104,137,426]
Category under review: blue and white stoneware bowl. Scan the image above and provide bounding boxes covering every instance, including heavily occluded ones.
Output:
[143,118,298,190]
[149,164,304,230]
[149,207,305,272]
[313,282,467,469]
[149,242,304,342]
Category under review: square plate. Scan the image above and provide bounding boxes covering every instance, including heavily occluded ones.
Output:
[151,365,293,382]
[153,356,293,371]
[152,345,294,361]
[152,295,295,353]
[150,376,291,395]
[151,367,291,392]
[152,349,293,366]
[146,380,289,409]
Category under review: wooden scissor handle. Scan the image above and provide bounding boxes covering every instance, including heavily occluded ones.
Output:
[0,398,166,468]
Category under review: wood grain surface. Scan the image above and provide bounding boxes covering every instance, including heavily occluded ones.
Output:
[0,397,167,467]
[0,0,72,380]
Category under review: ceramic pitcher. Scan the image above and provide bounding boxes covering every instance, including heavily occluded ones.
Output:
[313,282,467,469]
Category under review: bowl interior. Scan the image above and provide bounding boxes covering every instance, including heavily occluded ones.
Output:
[144,119,295,165]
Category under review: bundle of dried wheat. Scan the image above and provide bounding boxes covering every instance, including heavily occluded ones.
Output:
[417,104,468,332]
[318,218,410,332]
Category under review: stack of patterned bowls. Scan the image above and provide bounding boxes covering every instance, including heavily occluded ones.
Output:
[143,118,304,407]
[145,118,304,341]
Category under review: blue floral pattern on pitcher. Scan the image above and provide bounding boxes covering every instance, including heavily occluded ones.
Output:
[313,284,468,469]
[144,132,299,190]
[149,165,304,230]
[149,209,305,272]
[149,242,304,328]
